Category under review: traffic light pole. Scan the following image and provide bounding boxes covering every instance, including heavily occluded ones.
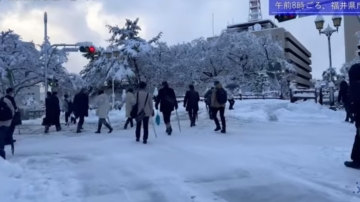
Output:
[44,43,80,94]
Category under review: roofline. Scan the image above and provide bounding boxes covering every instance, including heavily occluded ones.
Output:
[227,20,278,29]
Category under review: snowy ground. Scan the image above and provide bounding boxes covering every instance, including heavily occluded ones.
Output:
[1,100,360,202]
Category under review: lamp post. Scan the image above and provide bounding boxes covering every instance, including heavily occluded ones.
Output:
[314,15,342,83]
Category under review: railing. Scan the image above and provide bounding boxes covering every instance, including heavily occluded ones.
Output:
[175,94,282,103]
[290,87,336,105]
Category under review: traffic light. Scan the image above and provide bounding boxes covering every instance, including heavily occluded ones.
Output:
[48,78,58,87]
[79,46,96,54]
[275,14,297,23]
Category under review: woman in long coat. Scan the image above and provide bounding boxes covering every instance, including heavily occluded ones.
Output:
[95,90,113,133]
[124,88,135,129]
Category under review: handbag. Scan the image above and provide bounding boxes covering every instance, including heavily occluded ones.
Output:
[12,111,22,126]
[131,92,149,122]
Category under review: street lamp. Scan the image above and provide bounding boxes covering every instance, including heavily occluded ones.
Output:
[314,15,342,107]
[314,15,342,82]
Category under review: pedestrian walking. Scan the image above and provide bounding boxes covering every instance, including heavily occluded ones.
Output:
[63,94,74,126]
[134,82,154,144]
[211,81,227,133]
[44,92,61,133]
[94,90,113,133]
[183,84,200,127]
[338,80,353,123]
[4,88,20,148]
[73,88,89,133]
[0,95,15,159]
[124,88,135,129]
[155,81,178,135]
[227,90,235,110]
[204,87,214,119]
[344,63,360,169]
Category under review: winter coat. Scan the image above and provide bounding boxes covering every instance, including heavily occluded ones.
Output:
[184,90,200,111]
[45,95,61,125]
[5,95,17,110]
[95,94,110,119]
[62,98,73,113]
[204,89,213,105]
[227,91,234,100]
[73,92,89,117]
[155,87,178,112]
[136,90,154,117]
[211,83,226,108]
[338,81,350,105]
[0,97,15,127]
[125,92,135,118]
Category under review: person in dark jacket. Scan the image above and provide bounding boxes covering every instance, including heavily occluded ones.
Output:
[344,63,360,169]
[63,94,73,126]
[338,80,353,123]
[211,81,226,133]
[73,88,89,133]
[204,87,214,120]
[155,81,178,135]
[4,88,18,145]
[44,92,61,133]
[183,84,200,127]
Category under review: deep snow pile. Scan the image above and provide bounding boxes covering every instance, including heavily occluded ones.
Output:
[226,99,345,124]
[0,160,23,201]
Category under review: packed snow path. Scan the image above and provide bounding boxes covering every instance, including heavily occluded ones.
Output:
[1,100,360,202]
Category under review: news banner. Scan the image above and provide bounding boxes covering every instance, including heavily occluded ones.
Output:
[269,0,360,15]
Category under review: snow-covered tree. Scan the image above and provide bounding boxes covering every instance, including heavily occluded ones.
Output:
[0,30,42,96]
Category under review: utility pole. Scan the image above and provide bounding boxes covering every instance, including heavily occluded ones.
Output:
[44,12,49,95]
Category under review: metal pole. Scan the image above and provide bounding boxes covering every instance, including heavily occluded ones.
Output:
[327,35,333,82]
[44,12,48,95]
[112,77,115,109]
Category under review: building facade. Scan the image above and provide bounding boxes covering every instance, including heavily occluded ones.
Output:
[226,20,313,87]
[344,16,360,63]
[17,85,41,103]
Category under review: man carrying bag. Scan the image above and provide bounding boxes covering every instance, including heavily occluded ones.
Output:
[131,82,154,144]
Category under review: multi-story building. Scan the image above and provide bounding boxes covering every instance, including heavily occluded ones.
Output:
[225,19,313,88]
[17,85,41,103]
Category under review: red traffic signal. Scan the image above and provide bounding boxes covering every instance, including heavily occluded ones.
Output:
[275,14,297,23]
[79,46,96,53]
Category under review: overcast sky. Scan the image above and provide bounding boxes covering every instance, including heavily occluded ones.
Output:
[0,0,347,79]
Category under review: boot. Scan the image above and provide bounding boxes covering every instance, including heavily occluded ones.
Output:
[221,128,226,133]
[44,125,50,134]
[214,126,221,131]
[344,161,360,169]
[76,125,81,133]
[56,124,61,131]
[143,140,147,144]
[103,121,113,133]
[95,122,102,133]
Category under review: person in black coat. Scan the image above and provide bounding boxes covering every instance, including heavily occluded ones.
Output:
[155,81,178,135]
[73,88,89,133]
[204,87,214,120]
[338,80,353,123]
[183,84,200,127]
[344,63,360,169]
[44,92,61,133]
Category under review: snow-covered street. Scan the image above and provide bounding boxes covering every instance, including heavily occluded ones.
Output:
[1,100,360,202]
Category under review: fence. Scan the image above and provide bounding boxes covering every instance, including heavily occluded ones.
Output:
[290,87,336,105]
[176,93,282,103]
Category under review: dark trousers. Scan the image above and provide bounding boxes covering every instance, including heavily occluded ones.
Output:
[6,125,15,143]
[206,105,213,119]
[65,112,71,124]
[136,116,149,141]
[352,130,360,162]
[228,99,235,110]
[162,111,172,126]
[188,108,198,125]
[212,107,226,129]
[124,118,133,128]
[0,126,9,159]
[344,104,354,122]
[97,118,112,131]
[77,116,85,130]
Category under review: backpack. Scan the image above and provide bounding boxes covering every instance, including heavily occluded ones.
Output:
[0,97,13,121]
[216,88,227,105]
